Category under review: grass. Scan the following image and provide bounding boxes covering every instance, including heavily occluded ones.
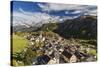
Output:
[12,34,29,54]
[88,49,97,56]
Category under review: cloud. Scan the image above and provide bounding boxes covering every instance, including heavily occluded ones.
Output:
[13,9,79,26]
[38,3,82,11]
[13,8,62,26]
[71,11,81,14]
[38,3,97,16]
[84,9,97,16]
[19,8,25,13]
[65,10,81,14]
[12,5,97,27]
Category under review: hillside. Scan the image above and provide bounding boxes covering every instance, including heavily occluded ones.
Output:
[13,15,97,39]
[12,15,97,66]
[41,15,97,39]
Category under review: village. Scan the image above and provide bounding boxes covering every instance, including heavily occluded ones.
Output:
[22,32,97,65]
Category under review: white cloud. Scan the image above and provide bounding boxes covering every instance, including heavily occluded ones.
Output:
[12,5,97,27]
[13,11,50,25]
[13,11,78,26]
[38,3,97,16]
[86,9,97,16]
[71,11,81,14]
[19,8,25,13]
[38,3,82,11]
[12,8,62,26]
[65,10,81,14]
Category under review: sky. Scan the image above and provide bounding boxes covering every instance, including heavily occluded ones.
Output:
[11,1,97,26]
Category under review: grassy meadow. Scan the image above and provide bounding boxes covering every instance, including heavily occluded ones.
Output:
[12,34,29,54]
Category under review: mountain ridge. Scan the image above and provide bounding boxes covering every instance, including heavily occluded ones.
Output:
[13,15,97,39]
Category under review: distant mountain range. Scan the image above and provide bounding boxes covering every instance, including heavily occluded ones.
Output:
[12,15,97,39]
[12,11,81,27]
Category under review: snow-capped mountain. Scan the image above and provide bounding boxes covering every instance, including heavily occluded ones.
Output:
[12,11,80,28]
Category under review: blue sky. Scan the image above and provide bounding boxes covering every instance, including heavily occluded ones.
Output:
[11,1,42,12]
[11,1,97,16]
[11,1,97,26]
[11,1,82,17]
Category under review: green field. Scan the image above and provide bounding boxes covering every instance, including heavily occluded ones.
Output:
[12,34,29,54]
